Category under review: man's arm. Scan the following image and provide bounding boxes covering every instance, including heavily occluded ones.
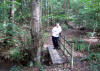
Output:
[51,27,54,36]
[58,27,62,34]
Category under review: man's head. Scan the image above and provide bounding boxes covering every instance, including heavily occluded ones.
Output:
[56,23,60,28]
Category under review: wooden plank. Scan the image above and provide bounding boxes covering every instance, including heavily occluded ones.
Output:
[47,46,64,64]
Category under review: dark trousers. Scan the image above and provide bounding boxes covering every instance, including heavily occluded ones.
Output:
[52,36,59,49]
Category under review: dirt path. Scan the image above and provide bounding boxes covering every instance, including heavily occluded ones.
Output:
[62,29,100,45]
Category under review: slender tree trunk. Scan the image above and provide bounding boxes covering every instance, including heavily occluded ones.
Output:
[11,0,15,23]
[63,0,66,13]
[30,0,41,62]
[40,0,42,28]
[67,0,70,12]
[3,0,6,23]
[65,0,70,26]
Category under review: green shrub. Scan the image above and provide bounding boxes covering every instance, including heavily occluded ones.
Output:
[9,47,29,61]
[90,63,100,71]
[10,65,21,71]
[72,38,88,52]
[0,23,26,47]
[75,43,87,52]
[61,24,68,30]
[81,52,100,61]
[86,32,96,38]
[24,31,31,49]
[9,48,22,60]
[88,53,100,61]
[0,23,30,63]
[40,31,50,47]
[81,52,100,71]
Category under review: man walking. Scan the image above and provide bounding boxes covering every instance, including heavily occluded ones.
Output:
[52,23,62,49]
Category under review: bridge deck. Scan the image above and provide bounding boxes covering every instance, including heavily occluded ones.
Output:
[47,46,65,64]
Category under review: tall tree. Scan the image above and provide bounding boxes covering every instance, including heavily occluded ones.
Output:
[67,0,70,12]
[11,0,15,23]
[3,0,6,23]
[30,0,41,62]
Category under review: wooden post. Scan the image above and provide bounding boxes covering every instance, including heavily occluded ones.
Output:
[65,36,67,55]
[71,43,74,69]
[64,36,66,54]
[59,34,61,49]
[64,36,66,48]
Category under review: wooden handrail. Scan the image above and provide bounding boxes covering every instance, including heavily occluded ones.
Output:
[60,34,72,47]
[59,34,73,57]
[59,34,74,69]
[60,41,72,56]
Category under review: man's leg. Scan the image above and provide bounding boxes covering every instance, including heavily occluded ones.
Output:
[52,36,56,49]
[55,37,59,49]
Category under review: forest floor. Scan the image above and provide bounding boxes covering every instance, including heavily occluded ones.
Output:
[43,28,92,71]
[0,28,100,71]
[0,60,13,71]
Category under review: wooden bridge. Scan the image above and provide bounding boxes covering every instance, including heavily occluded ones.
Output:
[47,46,65,64]
[47,34,74,68]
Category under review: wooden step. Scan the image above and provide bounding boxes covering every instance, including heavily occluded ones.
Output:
[47,46,64,64]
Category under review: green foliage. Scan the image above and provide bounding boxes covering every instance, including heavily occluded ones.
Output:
[42,0,64,14]
[90,63,100,71]
[9,47,29,61]
[0,0,30,23]
[76,43,88,52]
[81,52,100,62]
[40,65,45,71]
[40,30,50,47]
[9,47,22,60]
[61,24,68,30]
[41,31,50,40]
[0,23,26,47]
[24,34,31,49]
[10,65,21,71]
[81,52,100,71]
[72,38,88,52]
[69,0,100,32]
[41,0,70,26]
[88,53,100,61]
[0,23,18,35]
[0,23,30,62]
[70,0,82,10]
[86,32,96,38]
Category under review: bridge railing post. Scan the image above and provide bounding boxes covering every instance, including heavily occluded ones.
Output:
[71,43,74,70]
[59,33,62,49]
[64,36,65,47]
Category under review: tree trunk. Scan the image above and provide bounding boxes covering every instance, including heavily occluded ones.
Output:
[63,0,66,13]
[11,0,15,23]
[3,0,6,23]
[67,0,70,12]
[30,0,41,62]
